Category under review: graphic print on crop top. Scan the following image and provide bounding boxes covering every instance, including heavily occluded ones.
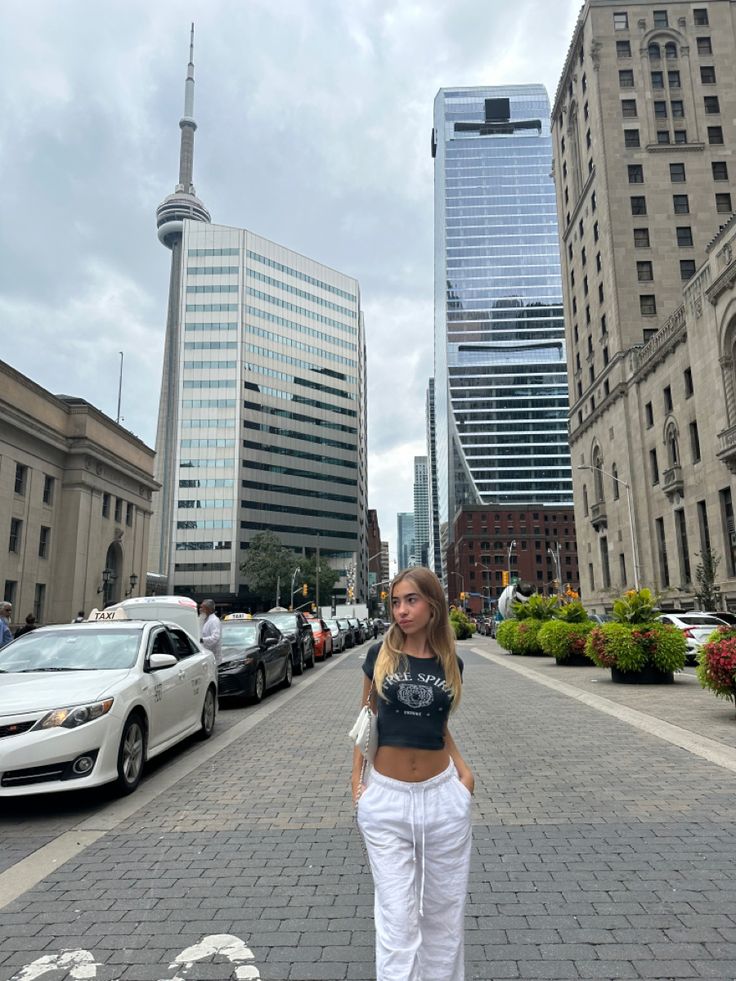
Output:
[362,642,464,751]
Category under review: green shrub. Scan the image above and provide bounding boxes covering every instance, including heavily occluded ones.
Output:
[611,587,658,625]
[449,607,474,640]
[554,600,589,623]
[495,620,518,652]
[696,626,736,701]
[513,594,558,621]
[635,622,686,672]
[515,619,545,655]
[585,620,685,672]
[538,620,593,661]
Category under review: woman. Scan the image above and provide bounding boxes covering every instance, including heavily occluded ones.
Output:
[353,567,473,981]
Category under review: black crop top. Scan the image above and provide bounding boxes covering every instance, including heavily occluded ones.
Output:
[362,642,463,751]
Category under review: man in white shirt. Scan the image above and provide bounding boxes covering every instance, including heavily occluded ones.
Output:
[199,599,222,666]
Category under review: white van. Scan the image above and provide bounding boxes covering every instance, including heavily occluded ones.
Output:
[92,596,200,642]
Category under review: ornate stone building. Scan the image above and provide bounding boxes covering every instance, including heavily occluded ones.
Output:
[0,361,156,626]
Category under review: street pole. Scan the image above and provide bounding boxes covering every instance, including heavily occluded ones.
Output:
[276,574,280,609]
[315,545,320,610]
[290,566,301,611]
[507,540,516,588]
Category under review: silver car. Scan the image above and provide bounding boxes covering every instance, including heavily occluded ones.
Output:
[656,612,729,664]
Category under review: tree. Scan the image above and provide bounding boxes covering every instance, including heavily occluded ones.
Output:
[694,547,722,610]
[240,532,296,609]
[298,555,340,608]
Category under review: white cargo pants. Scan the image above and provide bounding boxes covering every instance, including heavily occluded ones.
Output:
[357,760,472,981]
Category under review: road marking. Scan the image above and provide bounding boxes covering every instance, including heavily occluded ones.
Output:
[0,648,355,909]
[472,646,736,775]
[8,949,102,980]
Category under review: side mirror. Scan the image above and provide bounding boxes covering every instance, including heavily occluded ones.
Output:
[264,637,277,648]
[148,652,178,671]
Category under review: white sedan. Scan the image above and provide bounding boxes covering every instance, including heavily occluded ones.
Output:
[0,617,218,796]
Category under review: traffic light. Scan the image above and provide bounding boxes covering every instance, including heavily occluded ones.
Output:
[502,570,510,587]
[380,590,387,600]
[302,582,308,596]
[459,591,466,601]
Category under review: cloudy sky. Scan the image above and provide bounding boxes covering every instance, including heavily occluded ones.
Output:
[0,0,579,561]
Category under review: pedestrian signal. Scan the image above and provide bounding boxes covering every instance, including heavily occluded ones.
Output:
[302,583,308,596]
[502,570,510,586]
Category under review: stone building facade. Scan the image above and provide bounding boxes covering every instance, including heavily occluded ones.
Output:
[552,0,736,608]
[0,361,156,626]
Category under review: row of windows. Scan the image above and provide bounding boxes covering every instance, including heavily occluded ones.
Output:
[186,284,239,294]
[618,37,712,59]
[188,248,239,256]
[187,266,239,275]
[245,325,356,368]
[12,465,56,506]
[185,303,238,312]
[243,344,355,382]
[184,322,237,331]
[246,299,356,350]
[241,502,355,523]
[243,439,357,470]
[178,499,232,509]
[8,519,51,559]
[244,353,354,390]
[180,438,235,448]
[182,379,237,389]
[175,541,231,551]
[247,269,355,320]
[183,360,236,370]
[180,458,234,468]
[246,460,356,487]
[181,399,237,409]
[244,380,356,418]
[243,399,357,434]
[174,563,230,572]
[246,250,357,303]
[179,479,234,488]
[644,370,694,428]
[184,341,237,351]
[240,521,357,541]
[619,66,718,88]
[613,9,708,30]
[177,520,233,530]
[181,419,236,429]
[241,479,357,505]
[102,493,134,526]
[242,420,354,452]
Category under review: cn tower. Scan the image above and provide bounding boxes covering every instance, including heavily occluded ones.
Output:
[149,25,211,580]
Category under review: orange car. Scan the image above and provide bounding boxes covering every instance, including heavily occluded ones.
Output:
[305,617,334,660]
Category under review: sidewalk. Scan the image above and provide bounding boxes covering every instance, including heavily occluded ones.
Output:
[0,641,735,980]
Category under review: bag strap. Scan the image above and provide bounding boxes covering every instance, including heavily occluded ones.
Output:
[365,677,375,710]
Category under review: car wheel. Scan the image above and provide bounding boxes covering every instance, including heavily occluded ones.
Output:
[294,646,304,675]
[199,685,217,739]
[252,666,266,704]
[306,643,315,669]
[116,713,146,795]
[282,655,293,688]
[326,644,333,659]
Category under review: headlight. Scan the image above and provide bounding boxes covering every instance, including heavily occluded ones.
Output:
[33,698,114,731]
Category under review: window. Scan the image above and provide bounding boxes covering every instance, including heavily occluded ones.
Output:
[716,193,733,213]
[591,190,597,211]
[693,8,709,26]
[654,101,667,119]
[593,221,599,242]
[628,164,644,183]
[619,553,627,586]
[619,69,634,87]
[671,100,684,118]
[631,196,647,216]
[698,500,711,556]
[680,259,696,281]
[720,487,736,576]
[603,345,609,366]
[586,128,592,148]
[645,401,654,428]
[611,462,619,498]
[674,129,687,144]
[598,282,604,303]
[708,126,724,145]
[102,493,110,518]
[634,227,650,247]
[617,39,632,57]
[640,294,657,315]
[601,314,607,334]
[665,42,678,60]
[614,12,629,29]
[624,128,640,147]
[684,367,693,397]
[673,194,689,214]
[126,502,134,527]
[14,463,27,496]
[584,275,589,295]
[690,420,701,462]
[637,261,653,282]
[579,218,584,237]
[657,130,670,144]
[697,37,712,55]
[4,581,17,605]
[675,509,691,584]
[114,498,123,523]
[649,42,661,60]
[38,526,50,559]
[34,584,46,624]
[653,10,668,27]
[651,70,664,89]
[42,475,55,506]
[664,385,673,412]
[677,226,693,247]
[668,70,681,88]
[581,247,587,266]
[596,252,602,272]
[650,448,660,484]
[704,95,720,114]
[670,163,686,183]
[656,517,670,586]
[621,99,637,118]
[713,161,729,181]
[700,65,716,84]
[600,537,612,589]
[9,518,22,553]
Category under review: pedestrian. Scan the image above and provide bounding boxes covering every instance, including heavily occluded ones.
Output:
[352,567,473,981]
[0,602,13,648]
[198,598,222,665]
[14,614,37,638]
[72,611,85,623]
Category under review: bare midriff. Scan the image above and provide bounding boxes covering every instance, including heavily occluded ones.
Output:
[373,746,450,783]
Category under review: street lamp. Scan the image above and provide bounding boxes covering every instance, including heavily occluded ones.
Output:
[577,464,640,591]
[507,540,516,587]
[547,543,562,598]
[289,566,301,610]
[449,570,465,605]
[475,561,493,610]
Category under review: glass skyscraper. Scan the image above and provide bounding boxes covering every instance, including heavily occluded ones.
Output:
[432,85,572,539]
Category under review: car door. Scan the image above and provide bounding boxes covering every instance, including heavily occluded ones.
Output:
[167,627,206,728]
[145,627,186,750]
[260,621,283,686]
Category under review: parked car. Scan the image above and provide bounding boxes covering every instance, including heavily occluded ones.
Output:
[253,610,314,674]
[325,618,347,653]
[0,616,218,797]
[588,612,614,625]
[337,618,356,647]
[218,616,292,702]
[656,612,729,664]
[693,610,736,627]
[306,617,334,660]
[347,617,365,644]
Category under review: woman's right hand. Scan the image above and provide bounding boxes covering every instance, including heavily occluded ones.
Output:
[352,781,365,806]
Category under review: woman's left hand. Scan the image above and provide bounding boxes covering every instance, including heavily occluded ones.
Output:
[459,771,475,796]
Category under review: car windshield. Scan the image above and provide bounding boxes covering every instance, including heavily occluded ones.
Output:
[221,623,258,647]
[262,613,296,631]
[308,622,321,633]
[0,628,142,672]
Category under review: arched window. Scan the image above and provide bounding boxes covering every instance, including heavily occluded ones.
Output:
[666,423,680,466]
[592,447,605,502]
[665,41,678,60]
[648,42,661,59]
[611,463,620,500]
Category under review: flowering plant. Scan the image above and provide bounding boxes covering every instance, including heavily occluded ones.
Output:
[538,620,593,662]
[696,627,736,703]
[611,587,658,625]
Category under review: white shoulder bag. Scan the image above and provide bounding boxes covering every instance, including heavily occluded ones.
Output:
[349,679,377,764]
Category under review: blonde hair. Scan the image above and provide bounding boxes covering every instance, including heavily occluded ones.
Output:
[373,567,462,711]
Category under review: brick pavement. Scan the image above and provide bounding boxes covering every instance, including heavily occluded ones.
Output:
[1,642,736,980]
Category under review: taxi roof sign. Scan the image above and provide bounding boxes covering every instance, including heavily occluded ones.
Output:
[87,607,130,622]
[223,612,253,621]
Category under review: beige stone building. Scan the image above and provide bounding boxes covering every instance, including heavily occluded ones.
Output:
[0,361,157,627]
[552,0,736,608]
